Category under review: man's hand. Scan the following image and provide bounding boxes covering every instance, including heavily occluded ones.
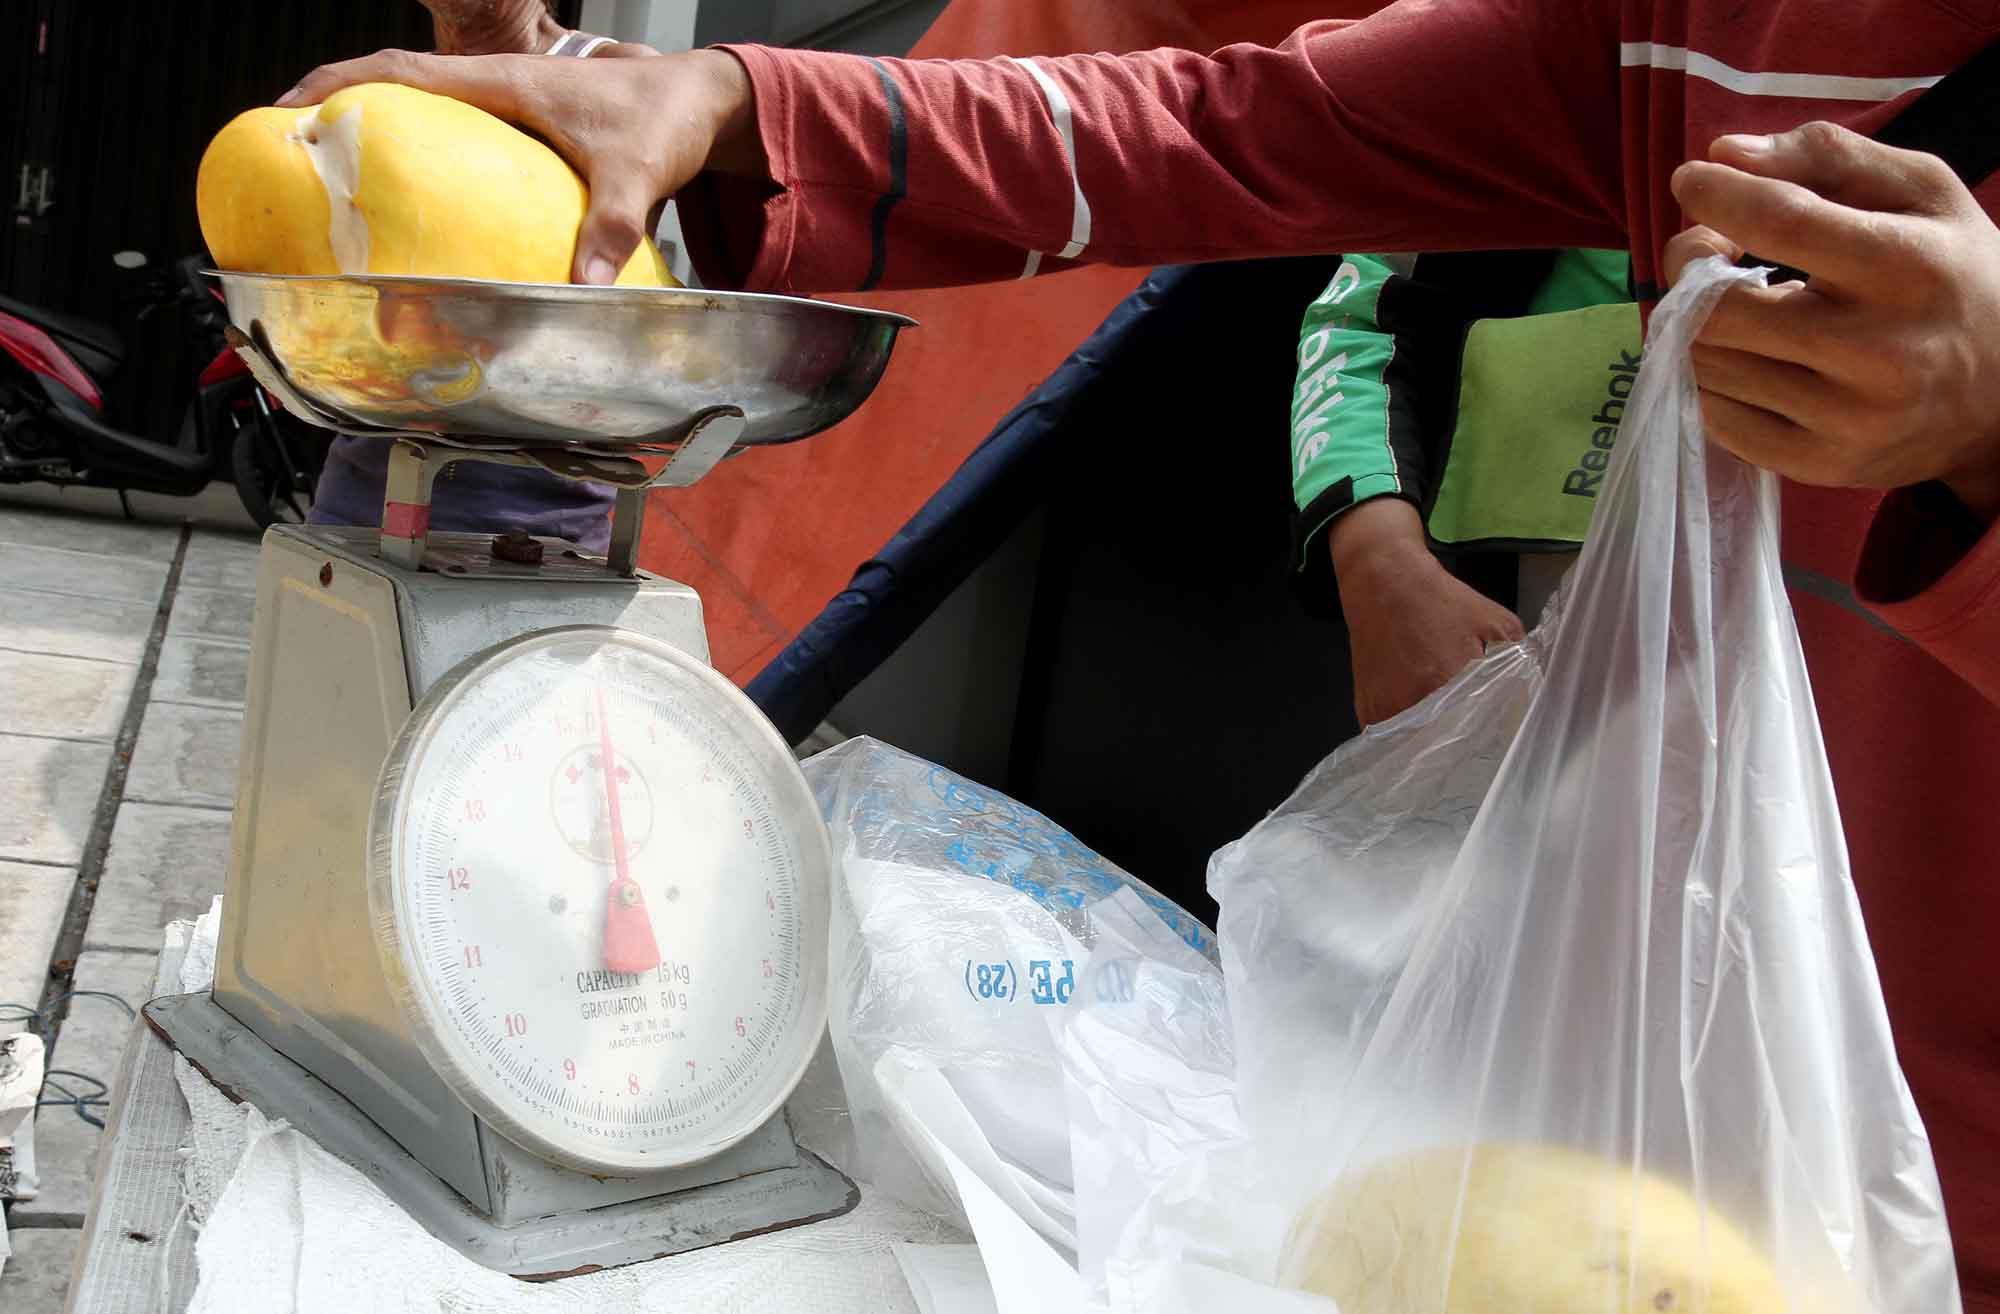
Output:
[1330,500,1525,727]
[1666,121,2000,523]
[277,47,758,284]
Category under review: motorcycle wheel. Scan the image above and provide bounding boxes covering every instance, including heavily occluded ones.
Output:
[231,410,322,529]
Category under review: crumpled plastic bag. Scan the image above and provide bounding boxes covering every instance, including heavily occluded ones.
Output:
[803,737,1216,1248]
[1072,256,1961,1314]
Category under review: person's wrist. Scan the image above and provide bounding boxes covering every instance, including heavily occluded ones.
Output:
[1328,499,1434,583]
[690,49,764,178]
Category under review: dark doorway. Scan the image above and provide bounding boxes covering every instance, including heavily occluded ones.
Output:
[0,1,450,436]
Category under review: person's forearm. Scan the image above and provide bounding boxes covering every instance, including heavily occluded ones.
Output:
[690,6,1626,294]
[292,5,1628,296]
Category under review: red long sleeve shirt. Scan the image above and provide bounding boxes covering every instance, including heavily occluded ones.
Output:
[679,2,2000,1302]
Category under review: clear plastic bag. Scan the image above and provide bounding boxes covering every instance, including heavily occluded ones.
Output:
[803,737,1217,1244]
[1094,257,1960,1313]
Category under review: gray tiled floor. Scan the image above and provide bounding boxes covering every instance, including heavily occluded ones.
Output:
[175,534,262,595]
[0,493,261,1307]
[0,734,112,867]
[0,590,158,666]
[123,703,243,811]
[0,1225,76,1311]
[0,862,73,1034]
[0,650,139,743]
[82,805,232,953]
[0,544,168,607]
[0,479,258,538]
[149,637,250,710]
[162,586,255,646]
[0,503,181,563]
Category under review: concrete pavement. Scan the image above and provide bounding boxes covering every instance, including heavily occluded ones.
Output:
[0,486,258,1312]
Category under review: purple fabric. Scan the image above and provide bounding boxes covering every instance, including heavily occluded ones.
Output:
[309,437,616,551]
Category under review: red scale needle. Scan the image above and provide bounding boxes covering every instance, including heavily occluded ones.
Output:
[596,685,661,974]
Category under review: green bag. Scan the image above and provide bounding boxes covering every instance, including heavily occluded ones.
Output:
[1425,301,1643,551]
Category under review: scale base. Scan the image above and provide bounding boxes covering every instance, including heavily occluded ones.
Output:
[143,993,860,1280]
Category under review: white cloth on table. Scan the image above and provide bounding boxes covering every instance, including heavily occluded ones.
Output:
[168,901,966,1314]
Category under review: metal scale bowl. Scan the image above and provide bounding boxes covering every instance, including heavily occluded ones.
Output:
[142,272,914,1278]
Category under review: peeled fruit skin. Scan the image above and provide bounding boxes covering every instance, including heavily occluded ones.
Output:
[196,82,673,287]
[1283,1144,1786,1314]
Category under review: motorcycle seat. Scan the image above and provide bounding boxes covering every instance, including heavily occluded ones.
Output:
[0,294,123,381]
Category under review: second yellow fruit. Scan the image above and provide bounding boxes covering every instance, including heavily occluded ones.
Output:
[1283,1143,1786,1314]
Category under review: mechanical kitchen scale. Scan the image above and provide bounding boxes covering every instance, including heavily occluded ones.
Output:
[140,270,914,1277]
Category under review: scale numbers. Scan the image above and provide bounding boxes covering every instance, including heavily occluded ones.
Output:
[369,627,831,1174]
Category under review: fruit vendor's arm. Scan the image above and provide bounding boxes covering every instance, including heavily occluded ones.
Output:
[679,15,1630,293]
[279,4,1628,292]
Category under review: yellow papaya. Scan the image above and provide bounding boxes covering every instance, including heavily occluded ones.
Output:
[1283,1143,1786,1314]
[196,82,673,287]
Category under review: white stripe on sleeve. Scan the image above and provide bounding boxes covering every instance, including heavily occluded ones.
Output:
[1006,55,1093,277]
[1619,43,1943,101]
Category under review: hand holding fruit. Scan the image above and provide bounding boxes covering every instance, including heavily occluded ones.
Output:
[274,48,762,285]
[202,81,677,287]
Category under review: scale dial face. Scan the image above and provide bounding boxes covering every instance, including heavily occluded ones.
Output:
[369,626,830,1174]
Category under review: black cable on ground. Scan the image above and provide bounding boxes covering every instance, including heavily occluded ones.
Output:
[2,991,138,1131]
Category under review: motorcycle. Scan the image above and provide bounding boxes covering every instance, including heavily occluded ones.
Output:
[0,253,327,528]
